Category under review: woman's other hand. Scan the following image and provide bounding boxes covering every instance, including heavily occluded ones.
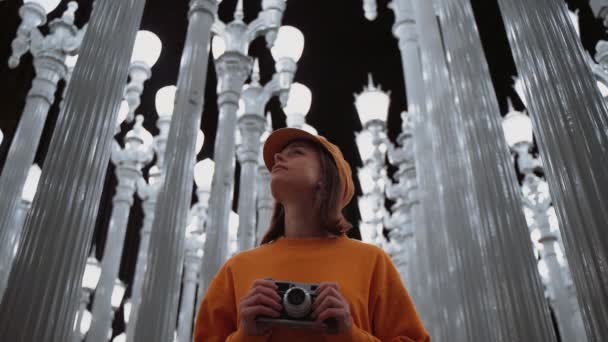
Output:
[311,282,353,334]
[238,279,283,336]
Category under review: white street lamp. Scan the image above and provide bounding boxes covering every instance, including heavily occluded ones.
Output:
[80,309,92,336]
[123,300,132,324]
[26,0,62,13]
[82,252,101,292]
[194,159,215,193]
[124,30,163,122]
[130,30,162,66]
[270,26,305,62]
[501,102,533,148]
[283,82,312,128]
[362,0,378,21]
[354,73,391,127]
[21,164,42,203]
[155,85,178,118]
[211,36,226,60]
[111,280,127,310]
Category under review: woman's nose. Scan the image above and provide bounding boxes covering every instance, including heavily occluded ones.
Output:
[274,152,285,164]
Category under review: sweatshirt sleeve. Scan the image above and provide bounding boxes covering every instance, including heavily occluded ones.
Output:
[193,261,270,342]
[327,249,430,342]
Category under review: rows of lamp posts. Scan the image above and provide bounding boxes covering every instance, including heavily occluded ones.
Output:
[196,0,302,306]
[354,74,391,248]
[72,2,305,342]
[0,0,86,297]
[353,73,420,284]
[358,0,602,340]
[501,100,586,341]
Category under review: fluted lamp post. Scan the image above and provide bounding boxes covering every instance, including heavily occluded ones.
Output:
[73,251,101,342]
[235,26,303,253]
[124,31,162,122]
[355,73,390,248]
[0,163,41,299]
[502,105,587,342]
[123,85,176,342]
[199,0,287,294]
[0,3,85,293]
[87,117,154,342]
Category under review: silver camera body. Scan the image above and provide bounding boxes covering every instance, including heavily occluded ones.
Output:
[256,280,321,329]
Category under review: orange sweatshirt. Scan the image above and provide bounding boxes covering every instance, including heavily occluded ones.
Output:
[194,234,430,342]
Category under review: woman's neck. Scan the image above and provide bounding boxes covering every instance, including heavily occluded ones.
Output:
[282,202,328,238]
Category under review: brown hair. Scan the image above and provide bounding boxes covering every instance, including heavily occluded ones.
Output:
[259,140,353,245]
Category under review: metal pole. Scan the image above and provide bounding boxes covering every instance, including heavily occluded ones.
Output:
[0,0,147,339]
[496,0,608,338]
[434,0,557,339]
[131,1,217,340]
[87,117,152,342]
[0,3,82,294]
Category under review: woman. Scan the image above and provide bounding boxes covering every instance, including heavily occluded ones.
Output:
[194,127,430,341]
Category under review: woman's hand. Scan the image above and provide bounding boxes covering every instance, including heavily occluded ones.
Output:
[238,279,283,336]
[311,282,353,334]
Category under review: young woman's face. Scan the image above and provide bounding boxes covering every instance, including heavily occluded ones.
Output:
[269,140,323,202]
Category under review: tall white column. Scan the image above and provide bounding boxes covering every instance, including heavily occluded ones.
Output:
[411,0,494,339]
[87,116,153,342]
[496,0,608,338]
[125,85,174,342]
[0,0,148,339]
[131,1,217,340]
[0,164,40,299]
[0,3,83,292]
[434,0,557,339]
[388,1,432,323]
[199,0,285,294]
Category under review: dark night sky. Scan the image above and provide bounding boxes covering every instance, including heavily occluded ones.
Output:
[0,0,605,336]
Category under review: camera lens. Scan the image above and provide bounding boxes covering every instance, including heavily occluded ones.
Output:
[286,288,306,305]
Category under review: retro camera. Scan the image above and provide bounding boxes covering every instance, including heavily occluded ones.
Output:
[256,280,338,332]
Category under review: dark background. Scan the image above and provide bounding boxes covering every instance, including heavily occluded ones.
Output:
[0,0,605,337]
